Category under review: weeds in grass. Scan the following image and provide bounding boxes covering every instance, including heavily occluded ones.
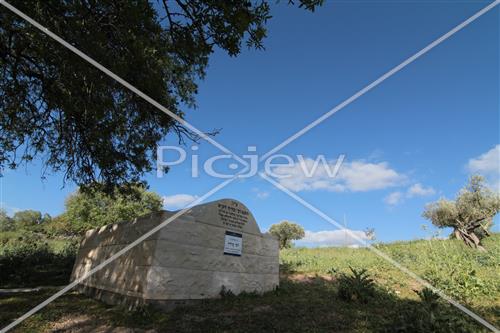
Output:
[424,264,495,302]
[219,285,235,298]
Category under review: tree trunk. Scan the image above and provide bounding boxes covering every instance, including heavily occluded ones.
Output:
[454,228,487,252]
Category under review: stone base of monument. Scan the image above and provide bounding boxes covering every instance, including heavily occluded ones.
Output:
[71,199,279,310]
[76,284,203,311]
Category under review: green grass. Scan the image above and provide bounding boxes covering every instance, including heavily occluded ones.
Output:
[281,234,500,304]
[281,234,500,328]
[0,235,498,332]
[0,280,492,333]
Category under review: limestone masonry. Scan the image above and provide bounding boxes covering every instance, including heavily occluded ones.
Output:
[71,199,279,308]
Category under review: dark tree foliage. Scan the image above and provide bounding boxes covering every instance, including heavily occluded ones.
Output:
[0,0,323,189]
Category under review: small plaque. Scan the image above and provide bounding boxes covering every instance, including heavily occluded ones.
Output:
[224,231,243,256]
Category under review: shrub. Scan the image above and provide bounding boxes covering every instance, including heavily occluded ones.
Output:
[0,233,77,287]
[388,288,480,333]
[336,267,376,303]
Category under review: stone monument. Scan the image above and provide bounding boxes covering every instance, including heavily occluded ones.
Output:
[71,199,279,308]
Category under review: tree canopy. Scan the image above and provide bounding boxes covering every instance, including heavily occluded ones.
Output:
[0,208,51,232]
[269,220,305,249]
[422,175,500,251]
[60,183,163,234]
[12,209,51,228]
[0,0,323,189]
[0,208,13,232]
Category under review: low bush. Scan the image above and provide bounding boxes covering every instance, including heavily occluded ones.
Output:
[219,285,236,298]
[0,233,77,288]
[388,288,480,333]
[336,267,376,303]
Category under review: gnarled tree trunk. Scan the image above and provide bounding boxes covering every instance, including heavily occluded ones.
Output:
[454,228,486,252]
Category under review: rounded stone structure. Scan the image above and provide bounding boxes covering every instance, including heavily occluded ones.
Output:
[71,199,279,308]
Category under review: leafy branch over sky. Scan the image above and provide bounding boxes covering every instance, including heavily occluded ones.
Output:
[0,0,323,189]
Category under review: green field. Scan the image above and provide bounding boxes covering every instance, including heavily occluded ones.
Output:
[281,234,500,304]
[0,235,499,332]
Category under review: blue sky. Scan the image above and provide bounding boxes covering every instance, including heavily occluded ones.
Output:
[1,1,499,246]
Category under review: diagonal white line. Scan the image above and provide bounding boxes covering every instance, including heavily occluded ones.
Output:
[0,173,243,333]
[1,0,498,332]
[0,0,248,168]
[260,173,500,332]
[0,2,249,331]
[260,0,500,162]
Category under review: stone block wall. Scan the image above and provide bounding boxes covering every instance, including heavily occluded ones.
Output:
[71,199,279,306]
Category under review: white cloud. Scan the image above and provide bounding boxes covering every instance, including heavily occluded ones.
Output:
[407,183,435,198]
[467,145,500,190]
[384,191,404,206]
[273,158,406,192]
[251,187,270,199]
[256,191,270,199]
[384,183,436,206]
[295,229,370,248]
[339,161,406,191]
[162,194,198,209]
[468,145,500,174]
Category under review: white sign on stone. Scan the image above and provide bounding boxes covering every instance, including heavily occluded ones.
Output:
[224,231,242,256]
[71,199,279,309]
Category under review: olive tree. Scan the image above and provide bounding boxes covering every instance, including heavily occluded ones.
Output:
[269,220,305,249]
[422,175,500,251]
